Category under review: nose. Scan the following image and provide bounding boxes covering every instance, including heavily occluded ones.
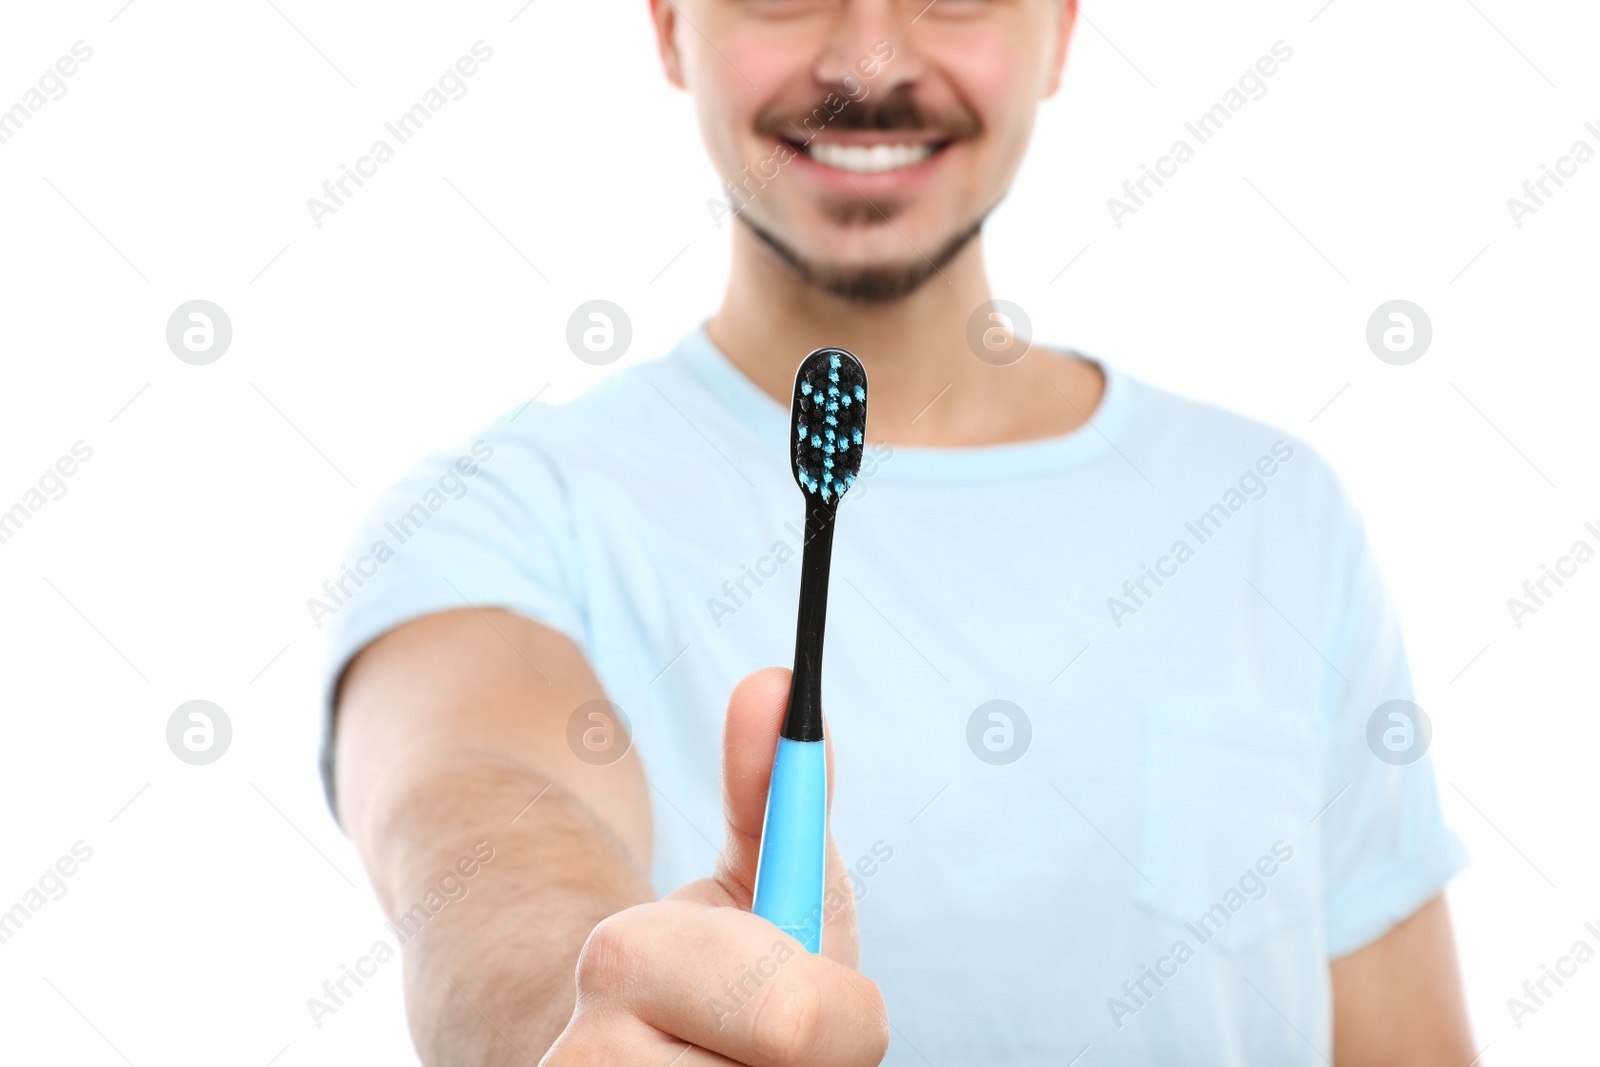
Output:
[812,0,923,93]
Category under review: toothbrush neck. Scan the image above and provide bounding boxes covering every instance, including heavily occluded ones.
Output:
[783,500,837,743]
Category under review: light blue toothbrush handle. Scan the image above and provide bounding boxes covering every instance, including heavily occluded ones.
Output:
[751,737,827,953]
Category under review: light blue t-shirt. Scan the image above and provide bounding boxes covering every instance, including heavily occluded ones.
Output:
[321,327,1466,1065]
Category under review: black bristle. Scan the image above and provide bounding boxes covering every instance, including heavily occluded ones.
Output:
[790,348,868,504]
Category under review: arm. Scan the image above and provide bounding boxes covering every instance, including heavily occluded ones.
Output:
[335,607,654,1062]
[1330,893,1476,1066]
[335,608,887,1066]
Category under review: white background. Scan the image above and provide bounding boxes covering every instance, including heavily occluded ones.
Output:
[1,0,1596,1063]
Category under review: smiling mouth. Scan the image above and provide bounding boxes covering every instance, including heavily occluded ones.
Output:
[791,140,949,174]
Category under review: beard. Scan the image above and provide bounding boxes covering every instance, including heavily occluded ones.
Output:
[740,208,988,304]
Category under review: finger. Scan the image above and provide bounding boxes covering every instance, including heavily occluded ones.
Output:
[544,1006,742,1067]
[818,836,861,968]
[717,668,843,886]
[709,669,858,965]
[715,667,805,897]
[584,901,888,1067]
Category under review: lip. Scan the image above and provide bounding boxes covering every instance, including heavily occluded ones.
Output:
[778,135,954,197]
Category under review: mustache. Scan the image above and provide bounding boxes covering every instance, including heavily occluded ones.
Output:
[755,84,983,143]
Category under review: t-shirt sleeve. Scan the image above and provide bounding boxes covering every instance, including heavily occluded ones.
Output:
[1316,479,1468,959]
[316,412,587,819]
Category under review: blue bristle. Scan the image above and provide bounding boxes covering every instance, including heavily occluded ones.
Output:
[792,348,866,501]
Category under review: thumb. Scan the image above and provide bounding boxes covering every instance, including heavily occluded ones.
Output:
[705,667,861,967]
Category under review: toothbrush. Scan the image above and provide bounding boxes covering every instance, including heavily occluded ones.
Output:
[751,346,868,954]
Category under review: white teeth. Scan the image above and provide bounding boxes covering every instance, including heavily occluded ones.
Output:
[804,142,935,173]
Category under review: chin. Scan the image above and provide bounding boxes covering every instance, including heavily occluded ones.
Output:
[740,210,983,304]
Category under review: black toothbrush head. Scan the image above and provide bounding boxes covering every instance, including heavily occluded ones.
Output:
[791,347,868,505]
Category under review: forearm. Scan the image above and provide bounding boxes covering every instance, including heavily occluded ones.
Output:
[358,750,654,1065]
[1331,894,1474,1066]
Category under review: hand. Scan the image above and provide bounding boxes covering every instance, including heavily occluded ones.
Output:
[541,667,890,1066]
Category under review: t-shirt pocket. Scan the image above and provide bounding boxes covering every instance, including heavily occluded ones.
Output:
[1134,698,1322,954]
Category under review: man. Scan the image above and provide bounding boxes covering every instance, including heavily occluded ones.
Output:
[324,2,1474,1063]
